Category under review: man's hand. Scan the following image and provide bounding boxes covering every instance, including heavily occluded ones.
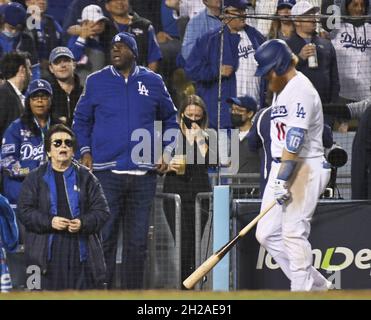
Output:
[68,219,82,233]
[221,65,234,77]
[81,152,93,170]
[80,21,96,39]
[274,179,291,205]
[52,217,70,231]
[298,44,316,61]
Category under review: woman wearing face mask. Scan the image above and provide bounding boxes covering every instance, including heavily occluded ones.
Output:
[163,94,215,287]
[0,2,38,67]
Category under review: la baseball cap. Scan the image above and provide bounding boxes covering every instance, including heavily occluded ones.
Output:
[3,2,27,27]
[277,0,296,10]
[49,47,75,64]
[227,95,257,113]
[291,1,320,15]
[79,4,108,23]
[112,32,138,58]
[26,79,53,98]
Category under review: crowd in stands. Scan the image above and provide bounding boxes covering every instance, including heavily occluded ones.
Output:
[0,0,370,291]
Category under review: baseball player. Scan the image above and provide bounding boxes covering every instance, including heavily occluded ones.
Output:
[254,39,332,291]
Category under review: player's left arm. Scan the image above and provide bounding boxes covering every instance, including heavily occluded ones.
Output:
[274,126,306,205]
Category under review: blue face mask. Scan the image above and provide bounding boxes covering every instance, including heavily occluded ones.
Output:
[2,30,20,38]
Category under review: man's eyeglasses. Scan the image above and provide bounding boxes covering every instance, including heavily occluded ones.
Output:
[52,139,73,148]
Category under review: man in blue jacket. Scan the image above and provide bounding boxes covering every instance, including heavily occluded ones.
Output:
[73,31,178,289]
[185,0,266,130]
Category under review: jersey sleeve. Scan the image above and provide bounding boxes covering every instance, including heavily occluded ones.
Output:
[285,90,316,130]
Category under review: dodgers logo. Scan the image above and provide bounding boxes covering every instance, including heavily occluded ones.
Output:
[238,44,255,59]
[340,32,371,52]
[271,105,288,119]
[138,81,149,96]
[20,143,44,161]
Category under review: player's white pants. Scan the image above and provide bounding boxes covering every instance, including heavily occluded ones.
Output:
[256,156,331,291]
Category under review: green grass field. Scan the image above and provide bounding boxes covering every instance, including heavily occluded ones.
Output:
[2,290,371,300]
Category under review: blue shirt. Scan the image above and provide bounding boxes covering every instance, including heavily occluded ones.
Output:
[182,8,222,60]
[161,0,179,38]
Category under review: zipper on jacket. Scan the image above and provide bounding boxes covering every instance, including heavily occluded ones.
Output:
[67,95,71,121]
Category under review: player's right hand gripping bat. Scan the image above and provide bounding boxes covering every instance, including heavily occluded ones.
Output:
[183,201,276,290]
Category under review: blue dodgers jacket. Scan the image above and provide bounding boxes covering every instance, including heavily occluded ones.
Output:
[73,65,178,171]
[185,25,266,129]
[1,119,47,204]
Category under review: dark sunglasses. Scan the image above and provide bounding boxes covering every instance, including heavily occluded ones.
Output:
[52,139,73,148]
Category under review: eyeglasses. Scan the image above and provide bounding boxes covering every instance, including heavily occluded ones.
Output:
[30,94,50,101]
[52,139,73,148]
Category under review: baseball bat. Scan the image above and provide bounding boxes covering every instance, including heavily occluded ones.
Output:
[183,201,276,290]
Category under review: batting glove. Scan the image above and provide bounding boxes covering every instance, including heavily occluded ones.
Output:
[274,178,291,205]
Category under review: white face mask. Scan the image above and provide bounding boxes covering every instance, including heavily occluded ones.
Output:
[2,29,20,38]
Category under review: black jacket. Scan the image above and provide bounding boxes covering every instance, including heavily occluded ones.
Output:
[48,74,83,127]
[0,81,24,143]
[17,162,110,286]
[286,33,340,103]
[351,106,371,199]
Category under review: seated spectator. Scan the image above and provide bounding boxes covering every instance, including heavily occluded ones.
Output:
[181,0,222,62]
[185,0,266,129]
[330,0,371,101]
[25,0,63,76]
[63,0,105,36]
[45,0,74,26]
[0,52,32,143]
[287,1,340,107]
[17,124,110,290]
[47,47,83,127]
[67,0,162,73]
[268,0,296,40]
[67,4,109,83]
[0,2,38,70]
[1,79,61,205]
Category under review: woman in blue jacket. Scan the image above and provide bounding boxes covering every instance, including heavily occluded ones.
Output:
[1,79,61,205]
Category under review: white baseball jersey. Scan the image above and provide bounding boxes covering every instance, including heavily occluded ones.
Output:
[270,72,324,158]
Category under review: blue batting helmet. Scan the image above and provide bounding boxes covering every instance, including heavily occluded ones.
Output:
[254,39,293,77]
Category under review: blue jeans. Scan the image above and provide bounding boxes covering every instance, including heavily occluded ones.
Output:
[94,171,157,289]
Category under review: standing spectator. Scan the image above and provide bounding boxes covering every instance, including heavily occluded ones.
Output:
[351,101,371,199]
[73,32,178,289]
[25,0,63,76]
[0,193,18,292]
[67,4,109,84]
[1,79,60,205]
[0,52,32,143]
[181,0,222,62]
[227,95,260,176]
[185,0,265,129]
[287,1,340,107]
[330,0,371,101]
[47,47,83,128]
[0,3,38,67]
[163,94,214,286]
[268,0,296,40]
[18,124,110,290]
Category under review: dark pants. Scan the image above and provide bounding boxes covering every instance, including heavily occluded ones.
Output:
[94,171,157,289]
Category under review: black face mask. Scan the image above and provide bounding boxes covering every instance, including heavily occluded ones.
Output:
[231,114,245,127]
[183,115,203,129]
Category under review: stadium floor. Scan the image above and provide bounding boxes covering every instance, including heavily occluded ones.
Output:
[2,290,371,300]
